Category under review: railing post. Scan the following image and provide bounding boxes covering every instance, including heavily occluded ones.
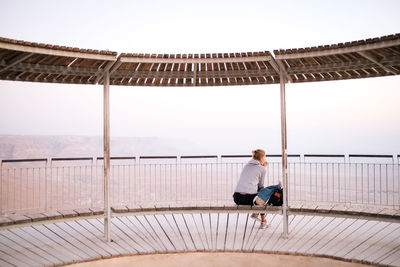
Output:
[177,156,181,204]
[103,70,111,242]
[0,158,2,215]
[45,158,51,212]
[279,70,289,238]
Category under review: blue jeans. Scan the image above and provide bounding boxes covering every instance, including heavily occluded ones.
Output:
[257,184,281,202]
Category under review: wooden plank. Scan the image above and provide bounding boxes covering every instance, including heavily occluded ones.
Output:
[223,213,237,251]
[266,214,296,252]
[0,216,14,227]
[242,214,258,250]
[164,214,190,251]
[182,213,205,251]
[102,218,146,254]
[0,230,52,265]
[293,216,337,254]
[363,224,400,263]
[231,213,248,250]
[57,221,112,257]
[258,213,283,251]
[153,214,182,251]
[89,207,104,215]
[188,214,208,250]
[134,215,169,251]
[333,220,380,259]
[197,213,212,251]
[171,214,196,251]
[0,257,14,267]
[345,222,399,260]
[318,218,366,255]
[32,224,90,260]
[10,226,71,264]
[115,216,158,252]
[251,214,278,251]
[271,214,305,251]
[386,251,400,267]
[7,214,31,224]
[42,210,63,220]
[155,214,186,251]
[45,223,102,259]
[0,249,31,267]
[285,216,327,253]
[188,213,208,251]
[126,215,164,251]
[67,220,123,256]
[73,208,93,217]
[304,217,348,253]
[84,218,133,255]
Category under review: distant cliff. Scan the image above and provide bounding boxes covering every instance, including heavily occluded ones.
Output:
[0,135,196,159]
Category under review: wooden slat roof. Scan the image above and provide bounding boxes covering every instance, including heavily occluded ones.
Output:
[274,33,400,83]
[0,33,399,86]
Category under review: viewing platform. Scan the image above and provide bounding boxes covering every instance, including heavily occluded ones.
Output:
[1,155,399,266]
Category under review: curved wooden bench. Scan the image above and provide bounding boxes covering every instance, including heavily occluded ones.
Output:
[1,204,399,230]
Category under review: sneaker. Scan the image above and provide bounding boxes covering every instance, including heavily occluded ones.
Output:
[250,213,259,220]
[259,221,269,229]
[255,196,266,206]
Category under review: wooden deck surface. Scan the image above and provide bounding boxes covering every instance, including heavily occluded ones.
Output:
[1,210,400,266]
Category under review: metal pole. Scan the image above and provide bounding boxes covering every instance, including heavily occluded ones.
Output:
[279,70,289,237]
[103,70,111,242]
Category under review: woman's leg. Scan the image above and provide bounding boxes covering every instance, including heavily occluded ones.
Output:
[233,192,257,205]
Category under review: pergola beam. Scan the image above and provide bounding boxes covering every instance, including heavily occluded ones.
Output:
[1,61,100,76]
[276,60,294,83]
[112,69,279,79]
[119,55,274,64]
[0,41,117,61]
[357,51,398,75]
[0,52,33,73]
[94,60,118,84]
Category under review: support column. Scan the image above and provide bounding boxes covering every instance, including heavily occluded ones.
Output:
[103,70,111,242]
[279,70,289,237]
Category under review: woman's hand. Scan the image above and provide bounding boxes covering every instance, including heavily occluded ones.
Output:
[262,161,268,167]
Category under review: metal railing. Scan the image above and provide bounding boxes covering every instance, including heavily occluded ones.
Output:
[0,154,399,215]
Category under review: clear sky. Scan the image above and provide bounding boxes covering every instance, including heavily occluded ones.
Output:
[0,0,399,155]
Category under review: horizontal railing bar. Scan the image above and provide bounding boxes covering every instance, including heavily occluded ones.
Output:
[304,154,345,158]
[220,154,303,159]
[1,158,47,163]
[349,154,393,158]
[221,155,251,158]
[181,155,218,159]
[52,157,93,161]
[97,156,137,160]
[267,154,301,158]
[139,156,177,159]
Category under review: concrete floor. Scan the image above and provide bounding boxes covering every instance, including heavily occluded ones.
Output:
[66,252,370,267]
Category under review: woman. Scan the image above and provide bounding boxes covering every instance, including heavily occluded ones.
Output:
[233,149,269,229]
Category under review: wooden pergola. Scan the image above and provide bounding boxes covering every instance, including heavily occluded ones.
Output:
[1,33,400,241]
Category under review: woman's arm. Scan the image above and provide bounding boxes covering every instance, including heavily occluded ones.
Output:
[258,167,267,191]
